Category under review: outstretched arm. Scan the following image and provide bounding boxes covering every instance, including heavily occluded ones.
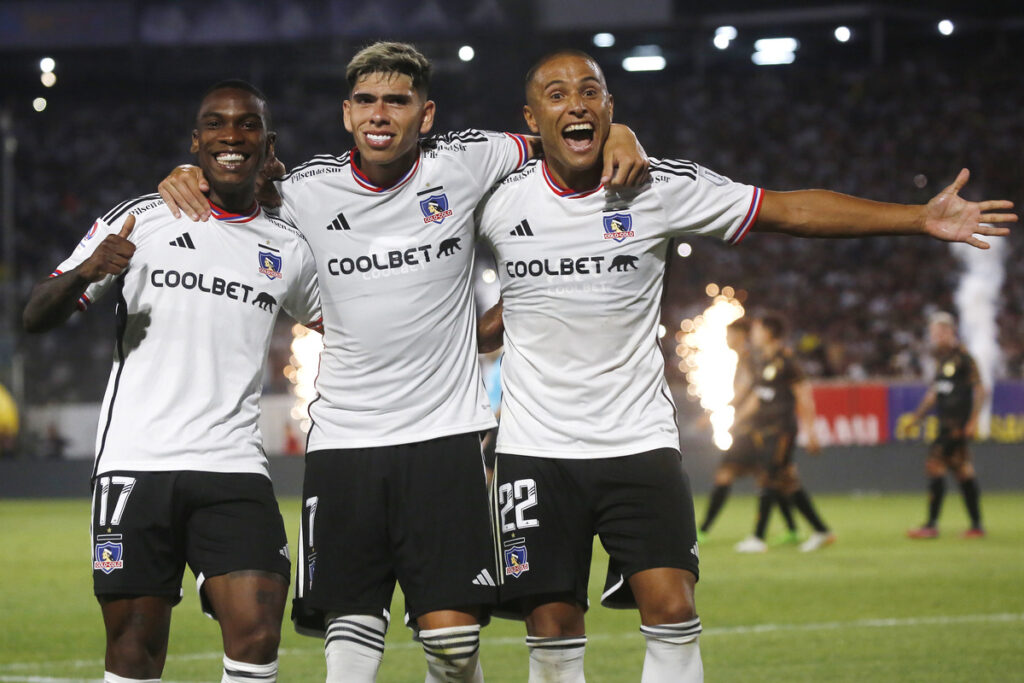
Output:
[756,169,1016,249]
[24,215,136,333]
[478,298,504,353]
[522,123,649,188]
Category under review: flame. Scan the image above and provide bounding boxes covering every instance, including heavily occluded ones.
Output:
[677,286,745,450]
[286,324,324,433]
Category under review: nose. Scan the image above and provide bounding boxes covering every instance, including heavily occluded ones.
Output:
[219,123,244,144]
[370,100,389,124]
[567,91,586,116]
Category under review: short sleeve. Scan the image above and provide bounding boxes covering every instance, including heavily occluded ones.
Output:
[52,218,122,310]
[272,178,299,227]
[431,129,529,192]
[650,159,763,245]
[282,236,323,332]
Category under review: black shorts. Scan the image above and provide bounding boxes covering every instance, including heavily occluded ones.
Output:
[90,470,290,618]
[721,432,764,477]
[929,430,971,469]
[491,448,699,616]
[293,433,496,637]
[751,428,797,478]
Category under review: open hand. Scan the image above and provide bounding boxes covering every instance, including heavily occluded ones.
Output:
[923,168,1016,249]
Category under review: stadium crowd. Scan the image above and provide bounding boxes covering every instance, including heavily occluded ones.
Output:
[10,49,1024,403]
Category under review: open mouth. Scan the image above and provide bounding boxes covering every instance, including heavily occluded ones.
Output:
[562,122,595,152]
[214,151,249,171]
[364,131,396,149]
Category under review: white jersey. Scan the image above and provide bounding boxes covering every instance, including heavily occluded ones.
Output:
[275,130,529,450]
[477,159,762,458]
[54,195,322,478]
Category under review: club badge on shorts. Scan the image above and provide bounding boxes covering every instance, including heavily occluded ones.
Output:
[503,539,530,578]
[94,535,124,574]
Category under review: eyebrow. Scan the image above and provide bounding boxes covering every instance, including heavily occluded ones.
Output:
[542,75,602,90]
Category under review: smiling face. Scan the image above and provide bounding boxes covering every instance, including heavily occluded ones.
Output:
[343,71,435,178]
[524,53,613,181]
[190,87,271,205]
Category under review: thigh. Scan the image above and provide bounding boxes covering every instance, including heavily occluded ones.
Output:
[595,450,699,609]
[392,433,496,621]
[203,570,288,656]
[91,471,186,604]
[183,472,290,619]
[293,449,394,637]
[492,453,593,617]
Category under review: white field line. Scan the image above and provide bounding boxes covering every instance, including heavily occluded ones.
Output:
[1,612,1021,681]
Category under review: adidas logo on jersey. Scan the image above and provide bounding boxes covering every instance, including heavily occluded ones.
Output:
[471,568,496,587]
[169,232,196,249]
[509,219,534,237]
[326,212,351,231]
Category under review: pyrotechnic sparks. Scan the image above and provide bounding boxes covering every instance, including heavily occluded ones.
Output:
[677,286,745,450]
[285,324,323,432]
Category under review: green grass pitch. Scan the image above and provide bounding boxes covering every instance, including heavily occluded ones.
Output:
[1,493,1022,681]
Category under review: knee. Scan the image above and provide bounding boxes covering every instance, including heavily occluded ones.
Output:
[925,461,945,478]
[525,599,585,637]
[642,594,697,626]
[224,622,281,663]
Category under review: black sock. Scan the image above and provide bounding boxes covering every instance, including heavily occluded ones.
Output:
[926,476,946,527]
[701,485,731,532]
[754,490,774,539]
[778,494,797,532]
[791,488,828,533]
[959,478,982,528]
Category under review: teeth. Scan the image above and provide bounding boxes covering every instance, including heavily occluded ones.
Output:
[217,153,245,162]
[367,133,393,142]
[564,123,594,133]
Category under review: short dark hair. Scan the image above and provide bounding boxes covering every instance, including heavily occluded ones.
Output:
[524,49,606,92]
[758,314,788,341]
[198,79,271,128]
[346,41,431,96]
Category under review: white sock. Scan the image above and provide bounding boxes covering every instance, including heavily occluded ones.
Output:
[104,674,160,683]
[640,618,703,683]
[221,655,277,682]
[526,635,587,682]
[419,624,483,682]
[325,614,388,682]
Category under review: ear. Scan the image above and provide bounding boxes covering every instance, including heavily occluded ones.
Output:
[267,131,277,158]
[418,99,436,135]
[190,129,199,154]
[342,99,354,134]
[523,105,539,134]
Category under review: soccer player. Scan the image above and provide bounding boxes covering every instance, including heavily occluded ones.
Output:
[156,42,648,682]
[23,81,322,683]
[733,315,833,554]
[697,319,799,545]
[906,312,985,538]
[474,49,1014,682]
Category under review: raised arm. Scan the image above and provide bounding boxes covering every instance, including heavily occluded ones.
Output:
[477,298,504,354]
[522,123,648,188]
[756,169,1016,249]
[23,215,135,333]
